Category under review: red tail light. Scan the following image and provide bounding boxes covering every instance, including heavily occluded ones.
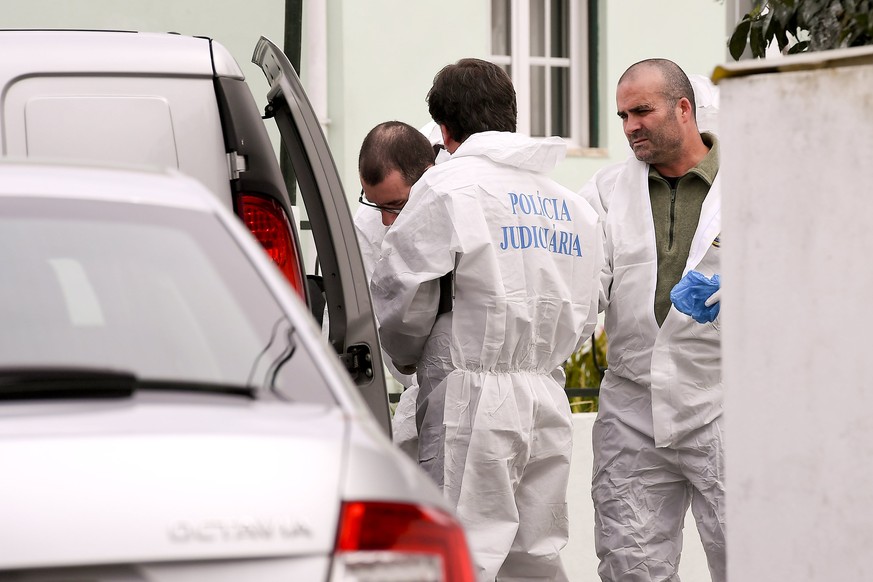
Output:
[237,194,306,300]
[333,501,475,582]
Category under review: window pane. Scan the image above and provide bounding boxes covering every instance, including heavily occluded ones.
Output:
[491,0,512,56]
[551,0,569,57]
[530,0,545,57]
[551,66,570,137]
[530,65,546,137]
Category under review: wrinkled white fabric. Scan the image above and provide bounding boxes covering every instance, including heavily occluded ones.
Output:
[594,158,723,446]
[580,153,724,582]
[688,74,720,136]
[390,383,419,459]
[592,414,725,582]
[353,205,420,459]
[371,131,602,581]
[353,120,450,460]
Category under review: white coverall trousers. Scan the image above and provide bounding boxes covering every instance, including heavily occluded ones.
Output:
[420,367,573,582]
[413,316,572,582]
[592,403,725,582]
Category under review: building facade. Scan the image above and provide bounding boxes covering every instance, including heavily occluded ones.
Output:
[5,0,733,206]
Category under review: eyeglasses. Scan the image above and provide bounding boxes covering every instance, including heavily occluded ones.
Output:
[359,189,405,215]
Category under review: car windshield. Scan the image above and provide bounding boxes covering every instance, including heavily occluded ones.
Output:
[0,196,333,405]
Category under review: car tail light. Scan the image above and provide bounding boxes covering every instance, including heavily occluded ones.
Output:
[236,194,306,300]
[332,501,475,582]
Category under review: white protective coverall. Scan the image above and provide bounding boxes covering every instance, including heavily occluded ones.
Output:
[353,205,420,459]
[579,77,724,582]
[371,131,602,581]
[353,121,449,459]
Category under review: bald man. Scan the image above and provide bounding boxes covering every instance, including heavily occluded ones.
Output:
[581,59,724,582]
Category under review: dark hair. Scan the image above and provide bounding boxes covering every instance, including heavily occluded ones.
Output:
[358,121,436,187]
[427,58,517,144]
[620,58,697,117]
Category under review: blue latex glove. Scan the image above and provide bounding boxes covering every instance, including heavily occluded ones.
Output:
[670,271,720,323]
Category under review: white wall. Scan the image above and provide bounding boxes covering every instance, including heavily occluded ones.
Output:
[325,0,488,204]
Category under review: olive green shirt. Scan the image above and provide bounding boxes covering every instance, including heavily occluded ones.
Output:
[649,132,719,326]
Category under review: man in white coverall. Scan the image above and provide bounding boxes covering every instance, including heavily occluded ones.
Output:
[370,58,603,581]
[580,59,724,582]
[356,120,440,459]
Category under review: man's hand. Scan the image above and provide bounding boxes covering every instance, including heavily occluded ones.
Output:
[394,361,417,375]
[670,271,720,324]
[704,288,721,307]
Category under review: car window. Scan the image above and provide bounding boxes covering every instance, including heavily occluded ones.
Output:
[0,197,335,406]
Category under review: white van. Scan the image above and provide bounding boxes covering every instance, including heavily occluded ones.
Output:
[0,29,390,430]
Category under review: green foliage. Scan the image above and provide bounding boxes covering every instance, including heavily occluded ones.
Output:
[563,331,608,413]
[728,0,873,60]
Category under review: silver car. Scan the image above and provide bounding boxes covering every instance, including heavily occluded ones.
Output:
[0,161,475,581]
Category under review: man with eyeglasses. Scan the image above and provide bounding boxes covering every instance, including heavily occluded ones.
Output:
[358,121,440,227]
[369,58,603,581]
[355,120,442,460]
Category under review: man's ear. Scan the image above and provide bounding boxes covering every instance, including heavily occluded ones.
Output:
[440,123,464,154]
[439,124,452,148]
[678,97,694,121]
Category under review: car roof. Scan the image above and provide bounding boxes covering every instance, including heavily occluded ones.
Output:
[0,29,244,79]
[0,159,223,212]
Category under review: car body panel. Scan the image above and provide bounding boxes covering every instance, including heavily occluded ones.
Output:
[252,36,390,432]
[0,397,345,570]
[0,31,230,207]
[0,30,220,77]
[0,160,218,209]
[0,559,332,582]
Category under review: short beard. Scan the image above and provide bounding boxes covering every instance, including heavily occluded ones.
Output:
[629,127,682,166]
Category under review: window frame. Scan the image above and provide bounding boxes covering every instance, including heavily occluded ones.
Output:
[490,0,595,148]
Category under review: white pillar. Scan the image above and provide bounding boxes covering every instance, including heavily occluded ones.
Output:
[716,47,873,581]
[304,0,329,135]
